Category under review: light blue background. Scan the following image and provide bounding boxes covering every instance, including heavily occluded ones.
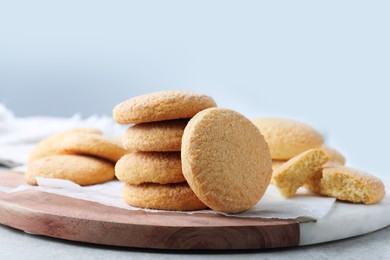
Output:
[1,1,389,176]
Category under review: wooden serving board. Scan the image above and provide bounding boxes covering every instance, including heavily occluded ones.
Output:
[0,171,299,250]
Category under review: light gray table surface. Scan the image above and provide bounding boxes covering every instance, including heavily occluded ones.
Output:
[1,167,389,260]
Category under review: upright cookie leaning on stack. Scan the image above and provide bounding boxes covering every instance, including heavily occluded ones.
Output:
[181,108,273,213]
[113,91,217,211]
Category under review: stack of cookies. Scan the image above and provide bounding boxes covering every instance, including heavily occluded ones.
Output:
[113,91,217,211]
[24,91,386,211]
[26,128,128,186]
[251,117,385,204]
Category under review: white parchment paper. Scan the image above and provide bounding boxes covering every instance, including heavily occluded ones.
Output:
[3,177,336,221]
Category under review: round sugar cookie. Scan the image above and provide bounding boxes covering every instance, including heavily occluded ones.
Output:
[251,117,324,160]
[115,152,185,184]
[29,128,102,163]
[181,108,272,213]
[122,119,189,152]
[122,182,208,211]
[61,133,128,162]
[25,155,115,186]
[113,91,217,124]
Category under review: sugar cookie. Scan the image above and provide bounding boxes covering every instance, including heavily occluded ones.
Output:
[303,168,325,194]
[273,149,329,197]
[29,128,102,163]
[122,182,207,211]
[25,155,115,186]
[320,166,385,204]
[303,146,346,193]
[113,91,217,124]
[181,108,272,213]
[115,152,185,184]
[251,118,324,160]
[61,133,128,162]
[122,119,188,152]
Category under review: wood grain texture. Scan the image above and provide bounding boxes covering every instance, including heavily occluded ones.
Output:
[0,171,299,250]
